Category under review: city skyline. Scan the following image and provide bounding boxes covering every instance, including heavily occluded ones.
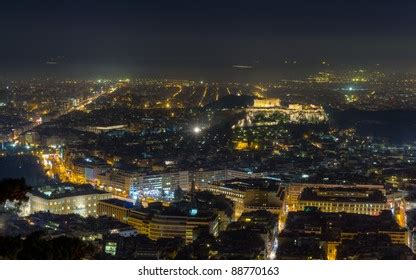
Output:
[1,0,416,263]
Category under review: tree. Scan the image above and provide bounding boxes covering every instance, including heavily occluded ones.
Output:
[173,186,184,201]
[0,178,31,204]
[0,231,96,260]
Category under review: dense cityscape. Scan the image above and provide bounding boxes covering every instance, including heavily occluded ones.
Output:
[1,71,416,259]
[1,0,416,264]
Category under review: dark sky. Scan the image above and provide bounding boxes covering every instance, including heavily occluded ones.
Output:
[1,0,415,81]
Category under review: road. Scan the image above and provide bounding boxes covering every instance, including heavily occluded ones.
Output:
[13,84,119,141]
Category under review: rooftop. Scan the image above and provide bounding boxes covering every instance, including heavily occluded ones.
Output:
[282,209,405,241]
[100,198,140,210]
[73,156,109,167]
[30,183,109,200]
[215,178,282,192]
[299,187,386,203]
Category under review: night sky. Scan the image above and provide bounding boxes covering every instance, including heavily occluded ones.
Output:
[1,0,415,81]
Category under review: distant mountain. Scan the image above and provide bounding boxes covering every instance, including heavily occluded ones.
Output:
[204,95,255,110]
[328,108,416,143]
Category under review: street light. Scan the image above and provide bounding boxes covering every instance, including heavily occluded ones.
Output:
[193,126,201,134]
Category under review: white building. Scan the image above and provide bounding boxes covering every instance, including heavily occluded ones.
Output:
[28,184,112,217]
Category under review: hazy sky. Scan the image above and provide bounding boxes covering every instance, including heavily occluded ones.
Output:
[1,0,415,80]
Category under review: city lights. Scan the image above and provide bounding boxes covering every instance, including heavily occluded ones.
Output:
[1,0,416,268]
[193,126,202,134]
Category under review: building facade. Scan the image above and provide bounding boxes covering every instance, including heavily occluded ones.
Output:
[97,199,219,244]
[28,184,112,217]
[285,183,387,214]
[204,179,284,219]
[296,187,389,216]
